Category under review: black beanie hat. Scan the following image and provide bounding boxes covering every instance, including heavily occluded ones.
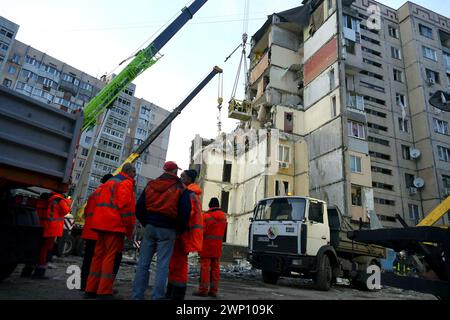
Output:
[184,170,198,182]
[209,197,220,208]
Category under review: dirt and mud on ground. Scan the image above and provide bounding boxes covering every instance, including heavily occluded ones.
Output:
[0,254,436,300]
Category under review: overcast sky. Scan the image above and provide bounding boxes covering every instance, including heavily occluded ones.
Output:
[2,0,449,170]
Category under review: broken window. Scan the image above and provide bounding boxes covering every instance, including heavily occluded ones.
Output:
[275,180,290,196]
[351,185,362,206]
[222,161,232,183]
[284,112,293,133]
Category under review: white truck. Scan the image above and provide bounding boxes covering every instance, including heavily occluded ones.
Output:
[247,196,386,291]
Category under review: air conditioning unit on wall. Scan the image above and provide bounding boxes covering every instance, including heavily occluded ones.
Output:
[279,162,289,169]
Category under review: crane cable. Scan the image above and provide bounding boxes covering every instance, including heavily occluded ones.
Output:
[228,0,250,100]
[217,72,224,134]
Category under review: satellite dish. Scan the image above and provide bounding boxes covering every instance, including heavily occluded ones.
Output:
[413,177,425,189]
[410,148,421,159]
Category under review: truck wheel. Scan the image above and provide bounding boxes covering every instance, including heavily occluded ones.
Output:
[0,263,18,282]
[262,271,279,285]
[314,255,332,291]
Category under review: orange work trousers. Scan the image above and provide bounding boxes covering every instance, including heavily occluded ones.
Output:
[38,237,55,266]
[85,231,124,296]
[199,257,220,294]
[168,240,188,287]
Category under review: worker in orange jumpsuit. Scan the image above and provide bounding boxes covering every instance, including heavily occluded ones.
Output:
[194,197,227,298]
[166,170,204,300]
[80,173,113,291]
[32,192,71,279]
[84,164,136,299]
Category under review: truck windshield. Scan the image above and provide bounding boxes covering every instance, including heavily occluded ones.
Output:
[254,198,306,221]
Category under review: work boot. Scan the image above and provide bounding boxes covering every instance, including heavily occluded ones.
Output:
[172,285,187,301]
[31,267,49,280]
[20,265,34,278]
[165,283,174,299]
[193,291,208,297]
[83,292,97,299]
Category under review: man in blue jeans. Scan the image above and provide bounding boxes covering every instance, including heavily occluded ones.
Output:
[132,161,191,300]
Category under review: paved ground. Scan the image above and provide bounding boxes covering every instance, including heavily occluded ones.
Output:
[0,255,436,300]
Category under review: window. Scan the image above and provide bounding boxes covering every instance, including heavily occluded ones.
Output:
[2,78,12,88]
[275,180,290,196]
[75,173,81,180]
[350,156,362,173]
[348,121,365,139]
[0,41,9,52]
[278,145,290,163]
[0,27,14,39]
[309,201,324,223]
[284,112,293,133]
[7,66,16,74]
[419,24,433,39]
[361,35,380,46]
[393,69,404,82]
[222,161,232,182]
[423,46,437,61]
[396,93,407,108]
[329,68,335,90]
[437,146,450,162]
[399,118,409,133]
[255,198,306,221]
[327,0,333,11]
[351,185,362,206]
[363,58,382,68]
[402,145,411,160]
[426,69,440,84]
[443,175,450,189]
[391,46,402,60]
[368,136,390,146]
[360,70,383,80]
[331,96,337,117]
[364,95,386,106]
[405,173,415,188]
[344,15,358,30]
[365,108,386,118]
[370,151,391,161]
[374,198,395,206]
[388,26,399,39]
[360,81,385,93]
[368,122,388,132]
[433,118,449,135]
[347,93,365,110]
[79,160,85,168]
[362,46,382,57]
[85,136,92,144]
[81,148,89,156]
[372,166,392,175]
[373,182,394,191]
[408,204,420,222]
[12,54,20,64]
[42,78,54,88]
[345,39,356,55]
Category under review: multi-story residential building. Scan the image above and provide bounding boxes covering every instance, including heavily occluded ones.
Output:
[191,0,450,247]
[0,16,18,79]
[0,16,171,210]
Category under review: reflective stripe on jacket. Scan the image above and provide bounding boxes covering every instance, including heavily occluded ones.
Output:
[42,192,70,238]
[145,172,185,220]
[178,183,204,253]
[200,208,227,258]
[90,172,136,237]
[81,186,103,240]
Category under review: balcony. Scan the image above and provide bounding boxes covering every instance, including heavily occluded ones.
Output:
[250,51,269,85]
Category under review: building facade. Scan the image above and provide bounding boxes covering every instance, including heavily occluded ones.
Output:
[192,0,450,246]
[0,16,171,210]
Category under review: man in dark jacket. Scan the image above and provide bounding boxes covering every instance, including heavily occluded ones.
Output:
[132,161,191,300]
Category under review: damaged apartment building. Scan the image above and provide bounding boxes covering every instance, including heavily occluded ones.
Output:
[192,0,450,247]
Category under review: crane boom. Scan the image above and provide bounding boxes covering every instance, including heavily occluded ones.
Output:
[113,66,223,174]
[82,0,208,131]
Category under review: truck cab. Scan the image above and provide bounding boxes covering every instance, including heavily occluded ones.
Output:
[248,196,384,291]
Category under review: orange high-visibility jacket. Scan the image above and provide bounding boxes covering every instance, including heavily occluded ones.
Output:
[91,172,136,238]
[41,192,71,238]
[36,199,49,230]
[200,208,227,258]
[81,186,103,241]
[179,183,204,253]
[145,172,185,220]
